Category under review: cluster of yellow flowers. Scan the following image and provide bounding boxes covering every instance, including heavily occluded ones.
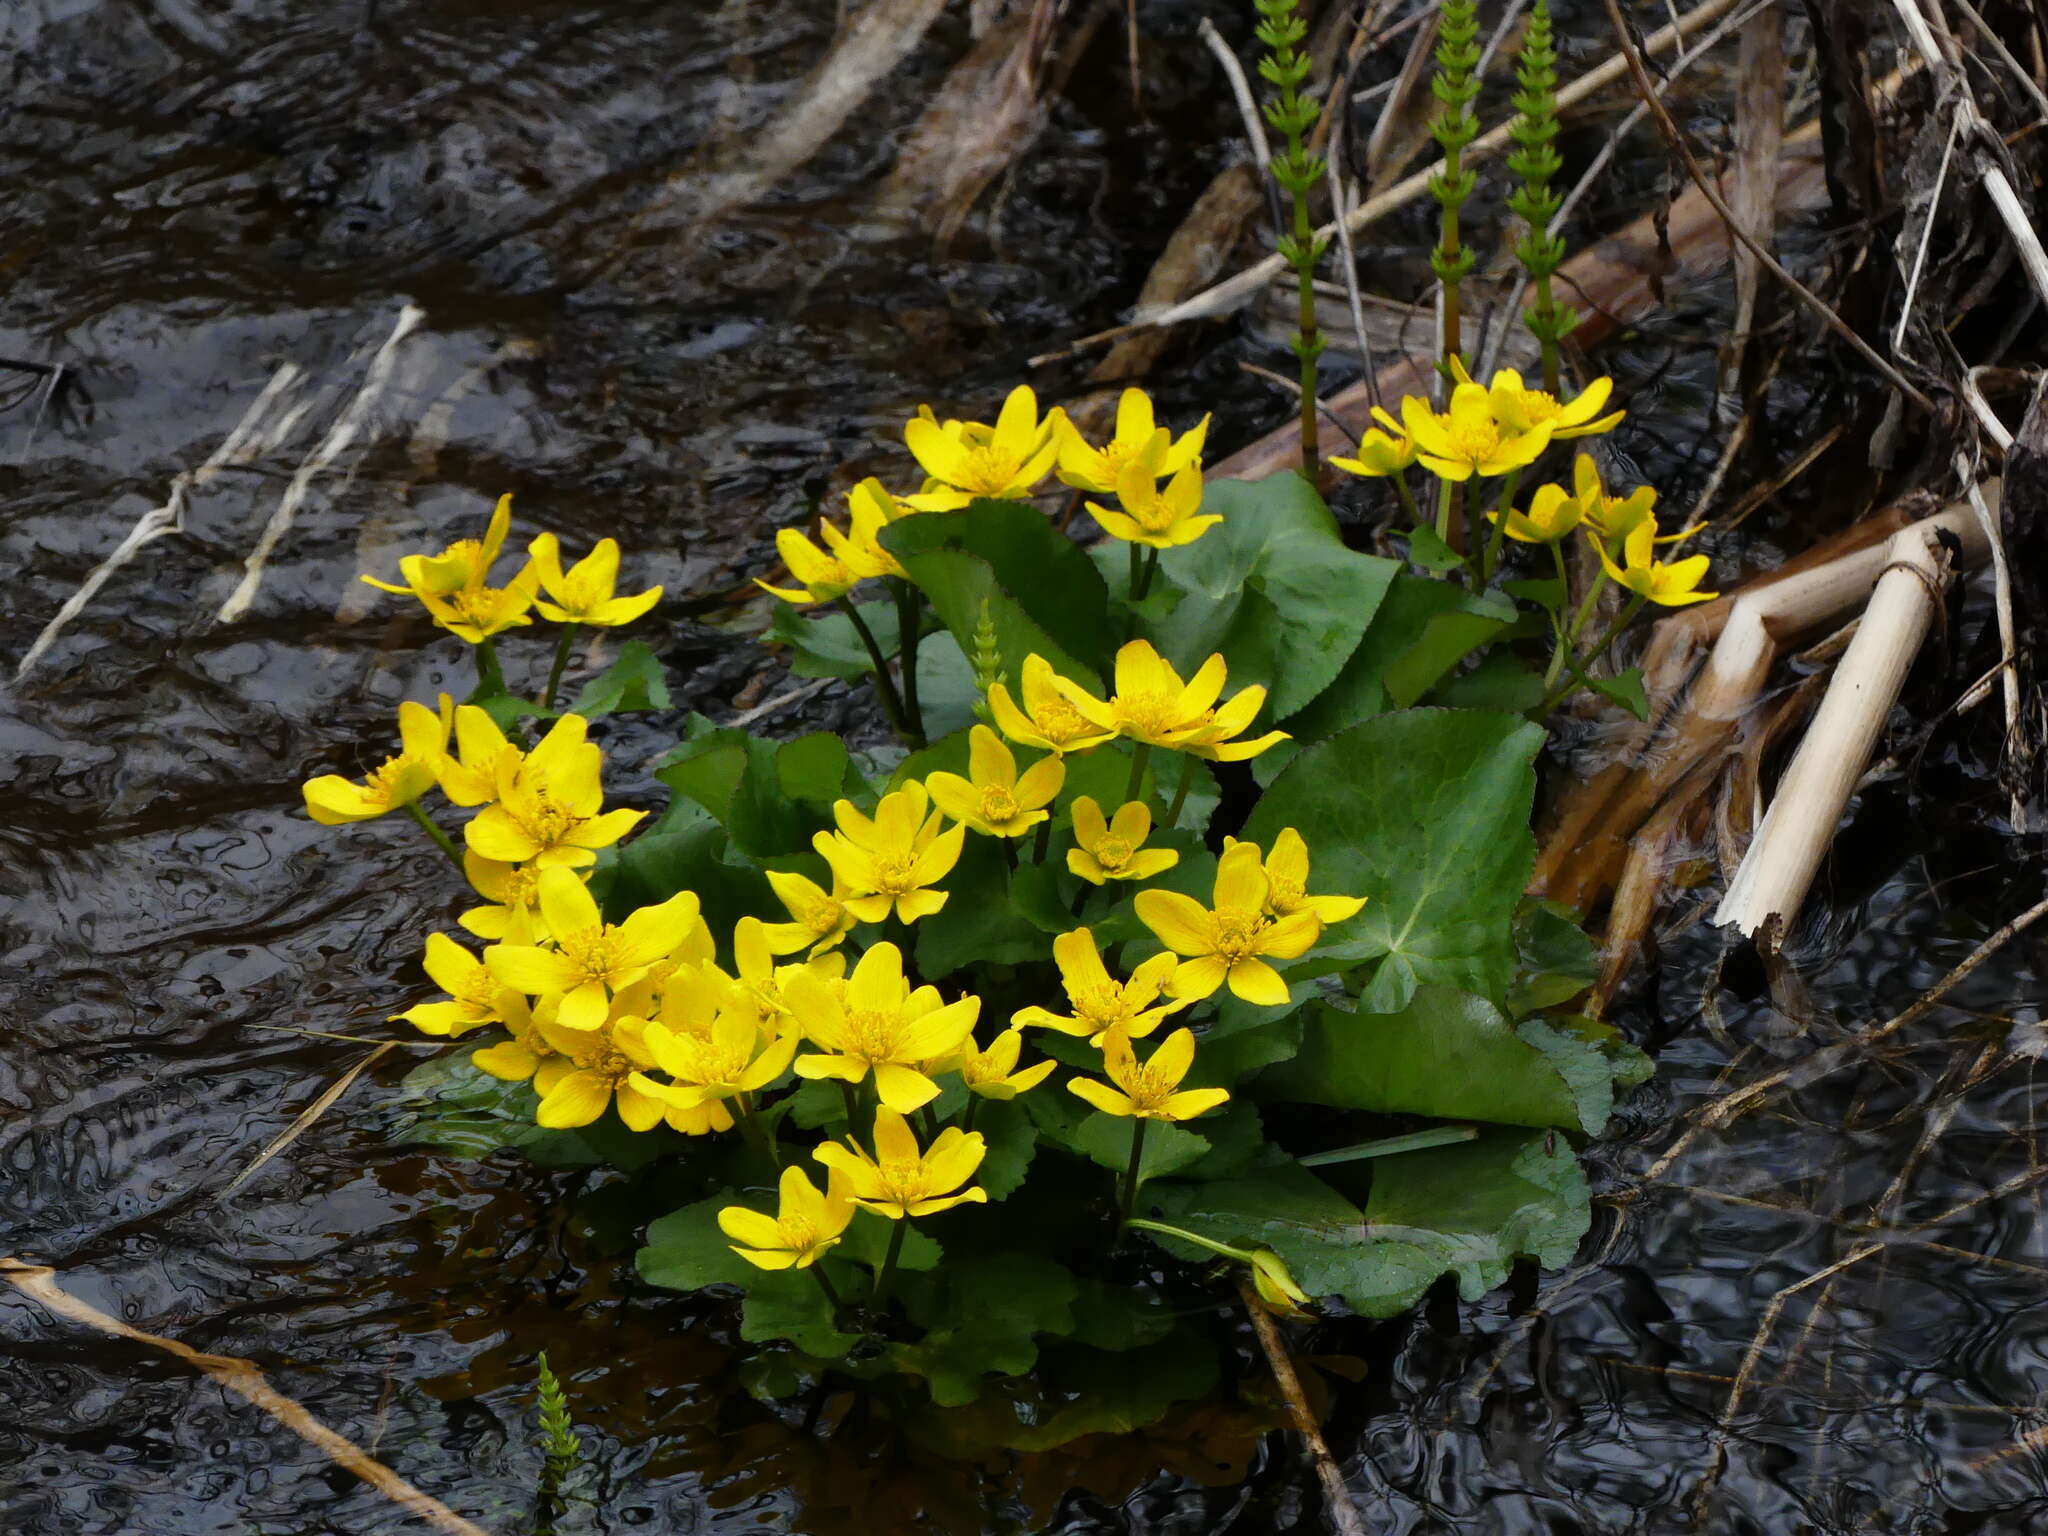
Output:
[359,493,663,644]
[1330,362,1713,606]
[760,385,1217,607]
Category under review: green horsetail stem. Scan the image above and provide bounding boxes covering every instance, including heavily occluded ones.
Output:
[1253,0,1329,479]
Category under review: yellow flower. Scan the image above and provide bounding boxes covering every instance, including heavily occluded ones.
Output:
[1012,927,1190,1044]
[1052,640,1289,761]
[530,1013,664,1130]
[435,705,521,807]
[1089,457,1220,549]
[526,532,663,627]
[457,853,557,945]
[757,524,858,607]
[955,1028,1056,1100]
[485,867,703,1030]
[1055,387,1209,494]
[362,492,516,597]
[632,1009,799,1128]
[902,385,1064,510]
[813,1107,989,1219]
[1595,517,1718,607]
[718,1166,856,1271]
[1451,360,1625,441]
[785,941,980,1113]
[472,1003,558,1085]
[986,653,1117,755]
[1133,842,1322,1005]
[812,780,965,924]
[759,869,857,957]
[1490,481,1582,544]
[301,697,450,824]
[1067,796,1178,885]
[1067,1027,1229,1122]
[1246,1249,1314,1318]
[1227,828,1367,925]
[418,578,540,644]
[1564,454,1697,547]
[463,714,645,868]
[1400,384,1554,481]
[393,932,533,1038]
[925,725,1065,838]
[706,916,842,1032]
[1329,421,1419,478]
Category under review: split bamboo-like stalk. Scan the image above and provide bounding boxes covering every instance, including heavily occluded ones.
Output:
[1714,509,1985,936]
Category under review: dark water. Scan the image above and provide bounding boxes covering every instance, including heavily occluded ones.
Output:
[4,3,2046,1533]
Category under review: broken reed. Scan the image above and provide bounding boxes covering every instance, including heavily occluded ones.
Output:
[1508,0,1573,394]
[1254,0,1329,480]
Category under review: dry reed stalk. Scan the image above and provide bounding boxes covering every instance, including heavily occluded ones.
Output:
[0,1259,493,1536]
[1238,1280,1373,1536]
[1714,511,1983,935]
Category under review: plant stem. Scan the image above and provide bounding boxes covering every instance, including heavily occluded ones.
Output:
[1131,545,1160,604]
[810,1264,843,1316]
[839,599,913,744]
[736,1096,782,1170]
[1032,815,1052,865]
[891,578,926,748]
[1117,1117,1150,1232]
[873,1218,909,1304]
[1434,477,1455,547]
[1542,567,1609,692]
[1123,741,1153,807]
[474,638,508,699]
[1001,836,1018,874]
[1254,0,1326,480]
[838,1079,861,1130]
[1393,473,1424,529]
[960,1094,981,1137]
[1163,753,1197,830]
[541,624,579,710]
[402,800,465,871]
[1478,469,1520,586]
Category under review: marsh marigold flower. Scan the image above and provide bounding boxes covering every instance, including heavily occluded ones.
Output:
[987,653,1117,755]
[302,696,451,825]
[485,867,703,1031]
[1490,481,1582,544]
[1596,517,1718,607]
[812,780,965,924]
[1013,927,1189,1044]
[955,1027,1055,1099]
[1088,456,1220,550]
[1400,384,1553,482]
[360,495,540,642]
[814,1107,989,1219]
[785,941,979,1113]
[1067,796,1178,885]
[437,704,521,807]
[529,1012,664,1130]
[1055,388,1209,495]
[1068,1026,1228,1122]
[457,852,560,945]
[1451,359,1624,440]
[1227,828,1367,925]
[463,714,644,868]
[394,932,532,1039]
[1052,640,1288,761]
[718,1166,855,1271]
[903,385,1063,510]
[1563,454,1698,547]
[759,868,857,957]
[632,1009,799,1129]
[1330,419,1419,478]
[527,532,663,627]
[1134,842,1321,1005]
[925,725,1064,838]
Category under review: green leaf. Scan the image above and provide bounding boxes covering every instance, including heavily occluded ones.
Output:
[741,1268,861,1360]
[1067,1280,1177,1351]
[912,834,1046,979]
[1072,1110,1210,1180]
[971,1097,1041,1199]
[1585,665,1649,720]
[656,721,849,859]
[1263,990,1583,1130]
[469,694,558,731]
[890,1252,1079,1405]
[768,600,899,680]
[1245,708,1543,1010]
[1403,525,1464,573]
[1505,898,1599,1017]
[1516,1014,1652,1134]
[1003,1337,1219,1448]
[837,1208,943,1274]
[1434,651,1545,713]
[596,820,774,938]
[569,639,671,716]
[912,629,982,740]
[1277,574,1516,757]
[1152,474,1398,720]
[1502,576,1564,608]
[636,1193,760,1293]
[883,501,1117,693]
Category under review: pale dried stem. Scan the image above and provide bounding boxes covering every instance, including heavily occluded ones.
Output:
[1239,1280,1373,1536]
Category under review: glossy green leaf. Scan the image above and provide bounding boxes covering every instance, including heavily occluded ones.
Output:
[1403,525,1464,573]
[569,639,671,716]
[1245,707,1543,1010]
[890,1252,1080,1405]
[768,599,899,680]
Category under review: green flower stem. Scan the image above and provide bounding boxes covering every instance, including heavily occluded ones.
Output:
[1542,566,1609,692]
[1123,741,1153,807]
[1125,1217,1260,1266]
[1164,752,1198,830]
[873,1218,909,1304]
[1127,540,1144,604]
[838,598,913,745]
[1434,476,1456,547]
[402,800,465,872]
[810,1263,844,1316]
[838,1079,862,1130]
[1117,1117,1150,1233]
[735,1095,782,1170]
[1393,472,1424,529]
[474,637,508,699]
[1032,815,1052,865]
[1478,469,1521,586]
[960,1093,982,1138]
[890,578,927,748]
[541,623,579,711]
[1131,545,1160,604]
[1000,836,1019,875]
[1537,593,1648,715]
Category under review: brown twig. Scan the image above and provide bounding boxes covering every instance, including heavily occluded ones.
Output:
[1240,1280,1372,1536]
[216,1042,399,1200]
[1599,0,1937,414]
[0,1259,493,1536]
